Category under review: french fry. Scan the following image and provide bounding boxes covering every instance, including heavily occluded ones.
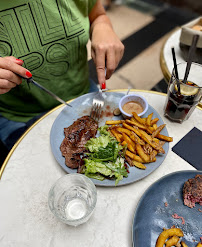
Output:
[111,129,122,139]
[142,124,154,135]
[110,129,122,143]
[138,131,165,153]
[122,141,136,153]
[105,120,123,125]
[156,134,173,142]
[127,144,136,154]
[150,150,158,162]
[159,141,166,147]
[121,136,136,153]
[125,156,146,169]
[124,121,142,137]
[181,241,188,247]
[143,146,156,162]
[151,124,166,138]
[134,129,164,153]
[153,138,160,143]
[165,235,180,247]
[121,140,127,146]
[136,143,150,163]
[139,129,152,141]
[150,156,156,162]
[116,127,131,136]
[122,122,138,133]
[151,140,164,150]
[122,133,135,147]
[142,143,153,155]
[151,118,159,125]
[125,119,136,126]
[146,112,153,126]
[132,112,146,125]
[131,160,146,169]
[130,131,145,145]
[146,128,153,135]
[148,126,155,132]
[122,122,145,139]
[153,123,158,130]
[141,118,147,124]
[129,118,148,130]
[156,228,184,247]
[125,150,144,163]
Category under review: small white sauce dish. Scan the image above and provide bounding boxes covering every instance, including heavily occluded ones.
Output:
[119,94,148,119]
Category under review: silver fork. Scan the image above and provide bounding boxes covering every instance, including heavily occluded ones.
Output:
[90,88,105,122]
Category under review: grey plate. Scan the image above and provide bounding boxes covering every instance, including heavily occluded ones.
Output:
[50,92,169,186]
[132,170,202,246]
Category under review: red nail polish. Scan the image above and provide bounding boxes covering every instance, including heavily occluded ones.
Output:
[101,83,106,90]
[26,71,32,78]
[16,59,24,63]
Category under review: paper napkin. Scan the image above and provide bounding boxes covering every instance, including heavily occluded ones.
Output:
[172,127,202,170]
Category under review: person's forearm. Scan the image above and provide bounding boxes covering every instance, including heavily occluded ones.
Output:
[89,0,124,86]
[89,0,113,38]
[90,14,113,37]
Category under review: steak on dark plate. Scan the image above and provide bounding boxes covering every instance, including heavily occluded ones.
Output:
[183,174,202,208]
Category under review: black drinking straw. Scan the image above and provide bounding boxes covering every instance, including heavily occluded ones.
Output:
[171,47,180,92]
[183,34,199,84]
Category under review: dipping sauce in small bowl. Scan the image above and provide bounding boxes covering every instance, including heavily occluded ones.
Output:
[122,101,144,115]
[119,94,148,119]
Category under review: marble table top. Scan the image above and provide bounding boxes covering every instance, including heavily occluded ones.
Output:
[0,90,201,247]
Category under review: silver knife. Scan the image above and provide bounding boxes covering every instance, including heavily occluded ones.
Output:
[27,77,72,107]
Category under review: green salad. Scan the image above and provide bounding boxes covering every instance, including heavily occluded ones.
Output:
[82,126,128,186]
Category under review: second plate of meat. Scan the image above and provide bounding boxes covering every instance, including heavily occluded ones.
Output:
[132,170,202,246]
[50,91,169,186]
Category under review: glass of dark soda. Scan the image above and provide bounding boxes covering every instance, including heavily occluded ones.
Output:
[164,62,202,123]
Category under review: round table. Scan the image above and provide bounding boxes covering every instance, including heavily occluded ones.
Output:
[0,90,201,247]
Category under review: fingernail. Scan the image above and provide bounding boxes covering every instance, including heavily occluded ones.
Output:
[101,82,106,90]
[26,71,32,78]
[16,59,24,63]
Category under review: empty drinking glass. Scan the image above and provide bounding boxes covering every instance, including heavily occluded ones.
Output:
[48,174,97,226]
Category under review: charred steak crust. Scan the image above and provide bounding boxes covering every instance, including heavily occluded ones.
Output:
[60,116,98,169]
[183,174,202,208]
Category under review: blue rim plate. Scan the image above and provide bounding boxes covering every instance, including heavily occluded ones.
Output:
[50,92,169,187]
[132,170,202,246]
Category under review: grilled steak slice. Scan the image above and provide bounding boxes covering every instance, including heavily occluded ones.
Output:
[60,116,98,169]
[183,174,202,208]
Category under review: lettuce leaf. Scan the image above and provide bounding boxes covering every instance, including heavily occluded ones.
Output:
[85,135,111,153]
[84,157,128,185]
[86,142,122,162]
[83,126,128,185]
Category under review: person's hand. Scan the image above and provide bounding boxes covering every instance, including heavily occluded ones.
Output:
[91,22,124,88]
[0,56,32,94]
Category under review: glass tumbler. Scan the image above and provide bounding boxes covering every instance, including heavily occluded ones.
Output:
[48,174,97,226]
[164,62,202,123]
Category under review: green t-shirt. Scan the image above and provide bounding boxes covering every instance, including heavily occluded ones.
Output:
[0,0,96,122]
